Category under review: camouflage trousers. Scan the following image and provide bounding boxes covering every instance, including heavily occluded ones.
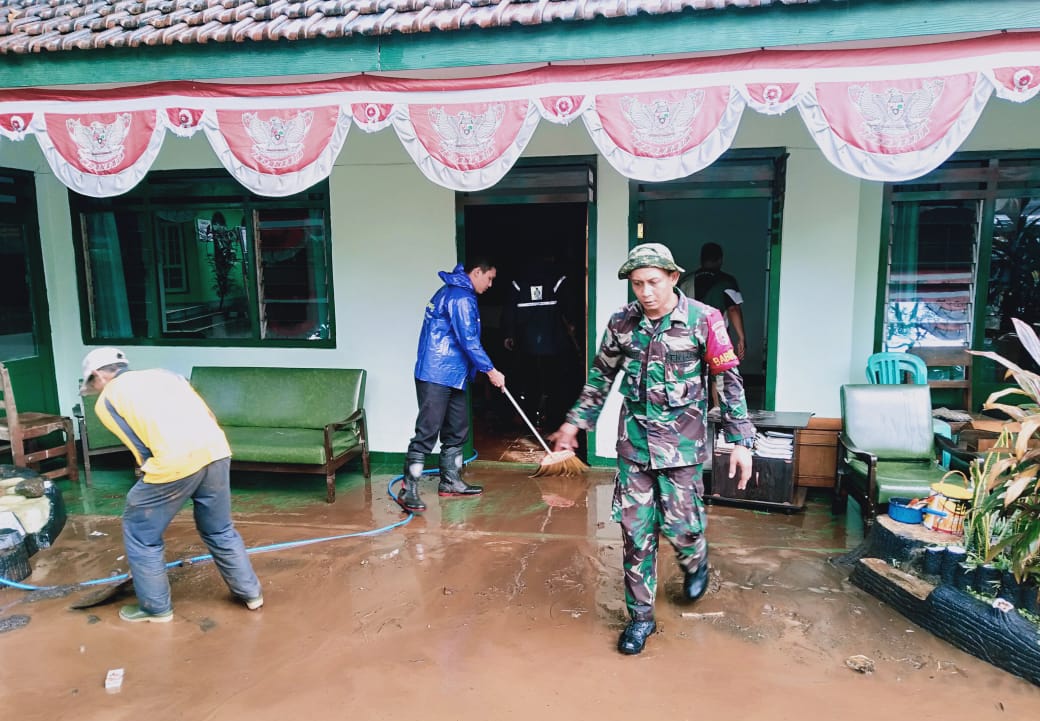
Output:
[612,458,707,622]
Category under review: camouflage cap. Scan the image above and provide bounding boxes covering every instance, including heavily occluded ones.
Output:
[617,243,685,279]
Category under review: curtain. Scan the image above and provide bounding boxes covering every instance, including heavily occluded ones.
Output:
[84,212,132,338]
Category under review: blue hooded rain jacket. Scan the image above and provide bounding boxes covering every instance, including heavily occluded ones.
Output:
[414,265,495,390]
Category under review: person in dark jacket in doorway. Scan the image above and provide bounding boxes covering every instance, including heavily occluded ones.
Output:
[397,257,506,513]
[502,252,578,430]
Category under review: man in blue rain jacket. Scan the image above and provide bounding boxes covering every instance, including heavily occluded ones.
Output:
[397,258,506,513]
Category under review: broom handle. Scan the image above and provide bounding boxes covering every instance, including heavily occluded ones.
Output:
[502,386,554,455]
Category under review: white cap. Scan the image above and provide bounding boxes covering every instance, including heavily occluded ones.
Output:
[81,347,128,381]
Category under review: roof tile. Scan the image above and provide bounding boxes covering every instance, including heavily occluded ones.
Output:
[0,0,829,54]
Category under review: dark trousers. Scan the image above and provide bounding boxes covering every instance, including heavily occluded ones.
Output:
[513,352,577,429]
[406,380,469,458]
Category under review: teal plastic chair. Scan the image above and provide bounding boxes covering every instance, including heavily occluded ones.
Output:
[865,352,927,385]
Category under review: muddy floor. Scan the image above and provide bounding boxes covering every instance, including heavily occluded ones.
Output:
[2,464,1039,721]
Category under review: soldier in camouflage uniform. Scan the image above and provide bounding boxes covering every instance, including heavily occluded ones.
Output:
[549,242,755,655]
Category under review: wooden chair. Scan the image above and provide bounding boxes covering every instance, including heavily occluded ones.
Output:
[0,362,79,483]
[911,345,973,412]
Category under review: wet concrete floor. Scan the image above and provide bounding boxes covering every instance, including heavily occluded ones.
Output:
[2,463,1040,721]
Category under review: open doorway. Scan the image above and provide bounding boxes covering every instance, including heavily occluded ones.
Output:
[0,169,61,416]
[641,196,770,407]
[633,149,788,409]
[459,160,594,463]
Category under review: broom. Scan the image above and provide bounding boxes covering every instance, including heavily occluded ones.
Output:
[502,386,588,477]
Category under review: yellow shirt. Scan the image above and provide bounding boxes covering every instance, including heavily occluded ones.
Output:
[94,368,231,485]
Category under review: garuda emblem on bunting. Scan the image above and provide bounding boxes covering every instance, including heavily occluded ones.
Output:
[428,104,505,166]
[847,79,944,149]
[621,91,704,157]
[242,111,314,170]
[66,113,132,173]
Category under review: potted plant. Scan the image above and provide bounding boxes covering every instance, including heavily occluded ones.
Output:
[966,318,1040,601]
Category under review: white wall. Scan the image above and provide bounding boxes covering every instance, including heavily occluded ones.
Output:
[11,93,1040,456]
[329,130,457,454]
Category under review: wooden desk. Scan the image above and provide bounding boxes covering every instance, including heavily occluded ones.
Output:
[706,410,813,513]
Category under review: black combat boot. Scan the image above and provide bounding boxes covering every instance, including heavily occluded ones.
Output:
[396,456,427,513]
[683,550,710,602]
[617,619,657,655]
[438,447,483,497]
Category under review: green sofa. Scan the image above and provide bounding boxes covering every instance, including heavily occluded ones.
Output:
[76,391,136,486]
[190,366,370,503]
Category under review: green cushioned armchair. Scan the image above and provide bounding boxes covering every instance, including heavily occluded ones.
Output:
[833,384,965,529]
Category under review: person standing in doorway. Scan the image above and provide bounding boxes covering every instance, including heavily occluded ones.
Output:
[548,242,755,655]
[398,257,506,513]
[679,242,747,360]
[80,347,263,623]
[502,251,578,431]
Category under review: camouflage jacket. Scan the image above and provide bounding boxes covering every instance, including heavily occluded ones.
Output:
[565,291,755,469]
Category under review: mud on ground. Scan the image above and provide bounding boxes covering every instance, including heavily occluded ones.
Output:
[2,465,1039,721]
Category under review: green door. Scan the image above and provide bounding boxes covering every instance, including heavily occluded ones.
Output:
[0,169,60,414]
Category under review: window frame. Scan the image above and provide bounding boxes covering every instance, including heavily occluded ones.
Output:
[70,170,335,349]
[158,219,188,294]
[877,150,1040,406]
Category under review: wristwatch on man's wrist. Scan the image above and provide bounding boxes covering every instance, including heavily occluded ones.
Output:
[735,437,755,450]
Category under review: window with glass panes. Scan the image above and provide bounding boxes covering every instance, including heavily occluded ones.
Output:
[70,172,333,346]
[880,153,1040,407]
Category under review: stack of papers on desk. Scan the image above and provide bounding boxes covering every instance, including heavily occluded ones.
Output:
[715,431,794,459]
[754,431,794,459]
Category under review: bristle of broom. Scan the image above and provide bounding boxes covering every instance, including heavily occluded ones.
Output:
[530,452,589,478]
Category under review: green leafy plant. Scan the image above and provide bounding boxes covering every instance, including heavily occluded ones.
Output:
[967,318,1040,583]
[964,444,1006,567]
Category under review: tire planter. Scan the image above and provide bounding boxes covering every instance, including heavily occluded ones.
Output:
[0,465,66,558]
[851,558,1040,687]
[849,514,1040,687]
[0,528,31,582]
[23,481,66,557]
[0,466,67,584]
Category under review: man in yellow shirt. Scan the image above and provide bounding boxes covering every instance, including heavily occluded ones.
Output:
[81,347,262,623]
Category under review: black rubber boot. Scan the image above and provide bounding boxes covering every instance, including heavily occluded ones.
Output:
[396,457,427,513]
[617,619,657,655]
[683,552,710,603]
[438,448,483,497]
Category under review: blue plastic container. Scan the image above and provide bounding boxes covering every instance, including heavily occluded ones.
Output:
[888,497,946,525]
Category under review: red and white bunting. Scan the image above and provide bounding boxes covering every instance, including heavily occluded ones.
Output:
[537,95,591,124]
[0,112,33,141]
[394,99,539,191]
[742,83,803,115]
[164,107,207,138]
[799,73,991,181]
[988,66,1040,102]
[35,109,165,197]
[0,34,1037,196]
[202,105,351,197]
[583,86,744,181]
[351,103,396,132]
